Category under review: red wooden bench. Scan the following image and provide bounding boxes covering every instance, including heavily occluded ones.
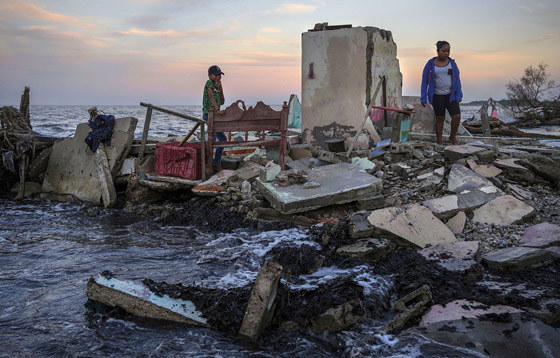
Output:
[206,100,288,177]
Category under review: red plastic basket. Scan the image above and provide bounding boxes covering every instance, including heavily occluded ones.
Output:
[155,142,202,180]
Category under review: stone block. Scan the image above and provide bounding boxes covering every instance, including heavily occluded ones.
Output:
[220,156,242,170]
[336,238,395,260]
[289,145,313,160]
[367,204,457,248]
[445,211,467,234]
[259,162,281,182]
[239,261,283,340]
[310,299,365,333]
[444,145,484,161]
[483,246,554,270]
[255,163,382,214]
[521,222,560,248]
[42,117,137,204]
[419,241,480,273]
[475,149,496,163]
[447,164,494,193]
[472,195,535,226]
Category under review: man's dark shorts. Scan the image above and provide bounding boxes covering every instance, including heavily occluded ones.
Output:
[433,94,461,117]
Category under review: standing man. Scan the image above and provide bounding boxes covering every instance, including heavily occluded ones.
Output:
[203,65,227,173]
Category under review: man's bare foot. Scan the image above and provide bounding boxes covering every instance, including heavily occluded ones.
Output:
[449,136,459,145]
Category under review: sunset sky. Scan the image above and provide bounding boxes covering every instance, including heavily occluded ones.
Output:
[1,0,559,105]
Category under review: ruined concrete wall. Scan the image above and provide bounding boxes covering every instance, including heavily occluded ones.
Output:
[301,26,402,148]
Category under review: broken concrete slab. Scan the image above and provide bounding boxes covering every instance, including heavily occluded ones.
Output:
[467,159,502,178]
[520,222,560,248]
[472,195,535,226]
[28,147,52,180]
[444,145,485,161]
[421,185,502,219]
[445,211,467,234]
[356,193,385,210]
[42,117,137,204]
[310,299,365,333]
[506,183,533,201]
[239,260,283,340]
[367,204,456,248]
[447,164,494,193]
[336,238,395,260]
[419,300,522,326]
[255,163,382,214]
[419,241,480,273]
[95,144,117,208]
[86,275,208,325]
[349,211,376,239]
[407,315,560,358]
[494,158,535,182]
[482,246,554,270]
[230,161,263,185]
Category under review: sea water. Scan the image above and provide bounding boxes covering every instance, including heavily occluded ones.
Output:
[0,105,500,357]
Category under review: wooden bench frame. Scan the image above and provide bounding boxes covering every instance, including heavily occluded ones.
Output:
[206,100,288,177]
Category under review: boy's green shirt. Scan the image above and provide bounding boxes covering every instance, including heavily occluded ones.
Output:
[202,79,222,114]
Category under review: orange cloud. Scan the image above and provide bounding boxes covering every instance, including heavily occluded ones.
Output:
[0,1,95,29]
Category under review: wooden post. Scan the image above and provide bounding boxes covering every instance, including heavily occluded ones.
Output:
[200,123,206,181]
[139,107,152,159]
[480,103,491,137]
[346,78,384,157]
[15,154,26,200]
[382,77,388,127]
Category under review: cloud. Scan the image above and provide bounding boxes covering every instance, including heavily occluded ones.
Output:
[0,1,95,29]
[125,13,171,31]
[117,20,241,40]
[260,28,282,33]
[522,33,560,44]
[273,3,316,14]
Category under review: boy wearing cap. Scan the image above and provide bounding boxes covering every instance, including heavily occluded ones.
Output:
[203,65,227,173]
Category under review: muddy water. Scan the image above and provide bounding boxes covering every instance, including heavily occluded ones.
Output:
[0,198,484,357]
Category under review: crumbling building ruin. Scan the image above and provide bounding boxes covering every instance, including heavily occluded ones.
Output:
[301,23,403,148]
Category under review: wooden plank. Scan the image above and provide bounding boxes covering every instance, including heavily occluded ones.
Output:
[139,107,152,160]
[140,102,205,124]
